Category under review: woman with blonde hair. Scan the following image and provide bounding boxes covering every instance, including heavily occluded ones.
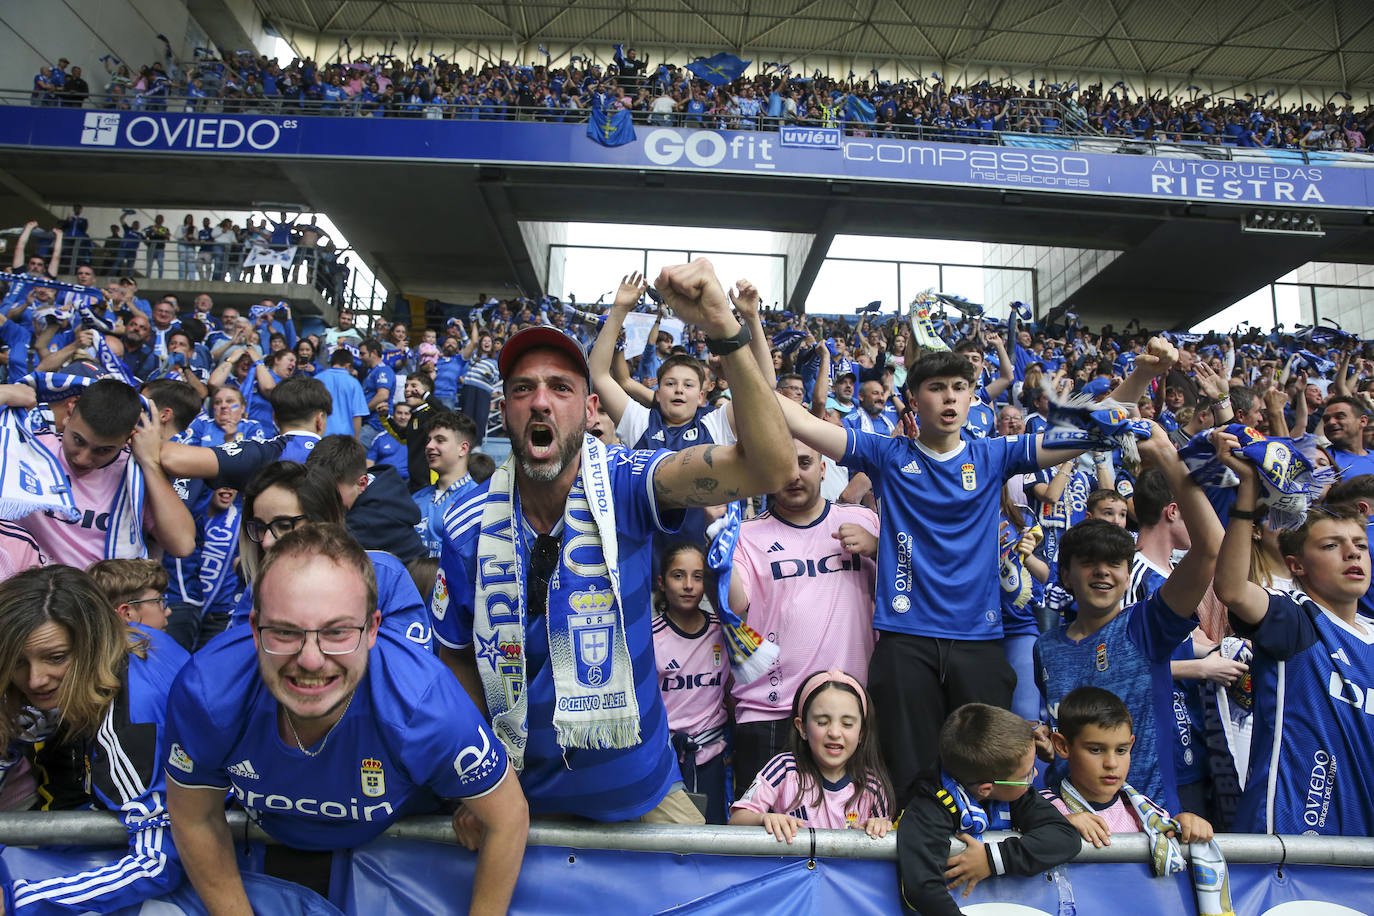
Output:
[0,564,189,912]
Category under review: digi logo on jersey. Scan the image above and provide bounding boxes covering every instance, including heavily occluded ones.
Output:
[642,128,777,171]
[77,112,286,151]
[1328,669,1374,714]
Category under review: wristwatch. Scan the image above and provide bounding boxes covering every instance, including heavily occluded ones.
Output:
[705,322,752,357]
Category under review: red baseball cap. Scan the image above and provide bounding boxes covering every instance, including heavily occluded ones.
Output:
[497,326,590,384]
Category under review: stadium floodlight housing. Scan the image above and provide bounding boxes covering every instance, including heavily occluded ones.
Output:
[1240,209,1324,237]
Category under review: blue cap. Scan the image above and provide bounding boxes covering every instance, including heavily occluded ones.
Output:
[1083,377,1112,398]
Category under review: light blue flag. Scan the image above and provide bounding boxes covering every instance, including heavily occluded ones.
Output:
[845,93,876,123]
[687,52,750,86]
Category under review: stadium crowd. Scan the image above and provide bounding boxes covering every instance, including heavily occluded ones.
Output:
[26,40,1373,151]
[0,229,1372,915]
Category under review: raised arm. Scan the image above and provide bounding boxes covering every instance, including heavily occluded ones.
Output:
[984,330,1013,401]
[586,273,643,424]
[1108,335,1178,407]
[729,278,775,389]
[1209,430,1273,625]
[130,408,196,557]
[1194,359,1233,425]
[45,228,64,277]
[1140,423,1223,618]
[11,221,35,270]
[651,260,796,508]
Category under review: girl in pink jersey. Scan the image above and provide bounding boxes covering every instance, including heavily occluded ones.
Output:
[731,670,893,842]
[652,543,731,823]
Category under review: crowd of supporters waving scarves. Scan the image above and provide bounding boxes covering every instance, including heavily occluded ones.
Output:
[28,38,1373,151]
[1,249,1373,915]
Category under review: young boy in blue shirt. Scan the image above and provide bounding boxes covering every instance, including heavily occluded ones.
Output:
[1034,423,1223,813]
[781,338,1180,808]
[1213,431,1374,836]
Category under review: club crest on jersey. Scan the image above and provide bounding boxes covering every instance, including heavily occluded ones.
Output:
[960,462,977,491]
[570,606,614,688]
[682,427,699,441]
[1095,642,1109,671]
[712,643,723,668]
[360,758,386,797]
[497,641,524,708]
[892,595,910,613]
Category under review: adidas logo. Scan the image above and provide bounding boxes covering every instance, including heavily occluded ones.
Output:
[1332,648,1352,666]
[651,430,665,441]
[901,459,922,474]
[767,541,785,553]
[667,659,681,670]
[227,759,260,780]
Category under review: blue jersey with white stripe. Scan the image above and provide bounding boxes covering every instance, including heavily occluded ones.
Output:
[6,626,188,914]
[1035,591,1196,811]
[432,444,686,819]
[843,430,1039,639]
[1235,590,1374,836]
[163,628,505,851]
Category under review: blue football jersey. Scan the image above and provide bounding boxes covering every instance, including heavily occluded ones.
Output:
[843,431,1039,639]
[432,444,686,819]
[1235,590,1374,835]
[210,432,320,490]
[1034,591,1196,810]
[163,628,506,851]
[963,399,996,440]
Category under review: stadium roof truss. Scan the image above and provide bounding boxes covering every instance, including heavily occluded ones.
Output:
[257,0,1374,95]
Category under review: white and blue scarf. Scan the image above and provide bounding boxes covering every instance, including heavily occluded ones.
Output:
[19,373,148,558]
[1178,424,1334,530]
[908,292,951,353]
[198,501,241,611]
[1058,778,1235,916]
[937,770,1011,837]
[705,501,780,684]
[0,409,76,522]
[473,436,640,770]
[1043,394,1153,471]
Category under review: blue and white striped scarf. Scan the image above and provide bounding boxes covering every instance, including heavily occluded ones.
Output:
[705,501,780,684]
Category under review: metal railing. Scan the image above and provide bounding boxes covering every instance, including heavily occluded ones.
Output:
[2,812,1373,865]
[4,90,1369,166]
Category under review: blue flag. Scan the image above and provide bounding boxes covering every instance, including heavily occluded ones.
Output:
[587,105,636,147]
[687,53,750,86]
[613,44,628,70]
[845,94,876,123]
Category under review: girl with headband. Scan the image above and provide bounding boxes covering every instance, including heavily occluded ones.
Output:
[730,669,893,842]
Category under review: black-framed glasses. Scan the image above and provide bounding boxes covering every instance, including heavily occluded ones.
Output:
[526,533,561,620]
[244,514,308,543]
[256,624,367,656]
[126,595,168,610]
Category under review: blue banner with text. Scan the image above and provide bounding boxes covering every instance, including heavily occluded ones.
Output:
[0,108,1369,210]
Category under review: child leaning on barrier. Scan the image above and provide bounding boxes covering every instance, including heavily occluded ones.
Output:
[1044,686,1214,846]
[731,670,893,841]
[896,703,1079,916]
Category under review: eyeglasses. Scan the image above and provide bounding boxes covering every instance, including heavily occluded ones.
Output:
[992,760,1039,787]
[526,533,562,621]
[256,624,367,656]
[126,595,168,610]
[244,514,308,543]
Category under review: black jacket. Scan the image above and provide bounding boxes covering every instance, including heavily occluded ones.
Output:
[346,463,424,562]
[896,779,1080,915]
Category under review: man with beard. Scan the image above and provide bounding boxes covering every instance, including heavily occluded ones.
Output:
[433,260,795,827]
[724,439,879,789]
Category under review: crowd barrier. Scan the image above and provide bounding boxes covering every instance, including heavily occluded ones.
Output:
[2,813,1372,914]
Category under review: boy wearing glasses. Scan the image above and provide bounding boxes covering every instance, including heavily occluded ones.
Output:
[1033,424,1221,813]
[165,524,528,914]
[88,557,172,631]
[897,703,1078,915]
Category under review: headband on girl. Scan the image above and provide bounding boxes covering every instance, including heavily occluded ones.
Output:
[797,669,867,718]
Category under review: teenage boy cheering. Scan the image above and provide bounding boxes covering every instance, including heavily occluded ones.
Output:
[777,336,1179,807]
